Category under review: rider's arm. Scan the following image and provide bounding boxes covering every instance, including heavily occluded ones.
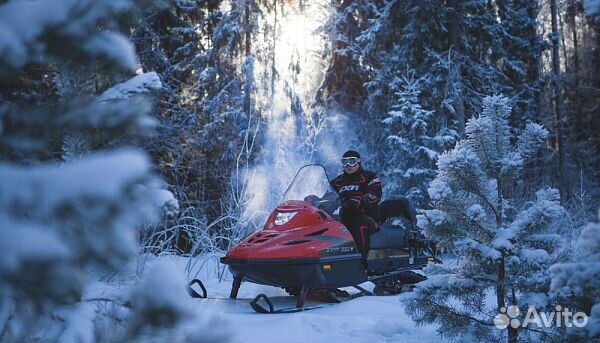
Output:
[360,173,382,206]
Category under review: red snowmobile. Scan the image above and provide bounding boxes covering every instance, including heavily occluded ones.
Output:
[188,164,438,313]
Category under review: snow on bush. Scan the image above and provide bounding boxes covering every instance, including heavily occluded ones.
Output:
[98,72,163,103]
[550,210,600,340]
[0,0,136,72]
[0,150,161,341]
[1,150,156,265]
[123,260,230,343]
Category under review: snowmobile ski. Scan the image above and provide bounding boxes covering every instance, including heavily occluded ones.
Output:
[249,285,371,314]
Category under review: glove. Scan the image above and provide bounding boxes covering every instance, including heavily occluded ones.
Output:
[304,195,319,202]
[304,195,320,206]
[342,197,363,215]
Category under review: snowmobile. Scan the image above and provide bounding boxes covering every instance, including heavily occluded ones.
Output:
[187,164,439,313]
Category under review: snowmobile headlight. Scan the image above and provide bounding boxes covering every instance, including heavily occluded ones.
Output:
[274,211,298,226]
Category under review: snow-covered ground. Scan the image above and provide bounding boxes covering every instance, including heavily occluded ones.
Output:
[190,257,439,343]
[92,255,439,343]
[195,290,438,343]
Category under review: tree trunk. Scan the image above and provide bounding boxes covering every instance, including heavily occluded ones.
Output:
[270,0,277,107]
[496,175,505,310]
[524,0,542,123]
[559,10,569,72]
[243,0,253,118]
[446,0,465,136]
[568,1,583,141]
[496,176,517,343]
[497,256,518,343]
[569,1,579,86]
[550,0,566,195]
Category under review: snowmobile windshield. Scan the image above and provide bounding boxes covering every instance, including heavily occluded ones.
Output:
[282,164,333,202]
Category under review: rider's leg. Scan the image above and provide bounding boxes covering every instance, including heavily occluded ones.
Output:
[346,215,378,268]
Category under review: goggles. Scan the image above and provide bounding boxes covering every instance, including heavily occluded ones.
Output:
[341,157,359,167]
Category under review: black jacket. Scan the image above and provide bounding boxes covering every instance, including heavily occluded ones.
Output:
[330,167,382,220]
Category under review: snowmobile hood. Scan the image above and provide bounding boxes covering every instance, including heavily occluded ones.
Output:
[263,200,334,231]
[224,200,357,260]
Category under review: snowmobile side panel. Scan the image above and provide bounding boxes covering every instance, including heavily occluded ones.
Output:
[221,254,367,288]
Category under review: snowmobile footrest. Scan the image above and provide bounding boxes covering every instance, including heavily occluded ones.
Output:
[187,279,207,298]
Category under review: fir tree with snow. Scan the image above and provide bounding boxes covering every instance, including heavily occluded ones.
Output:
[381,72,441,207]
[0,0,224,342]
[406,95,565,343]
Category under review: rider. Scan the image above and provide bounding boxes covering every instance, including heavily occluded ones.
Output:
[330,150,382,268]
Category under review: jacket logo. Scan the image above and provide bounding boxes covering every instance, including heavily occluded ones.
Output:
[339,185,360,192]
[368,178,380,185]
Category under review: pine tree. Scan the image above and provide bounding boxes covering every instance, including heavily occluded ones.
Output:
[406,95,564,343]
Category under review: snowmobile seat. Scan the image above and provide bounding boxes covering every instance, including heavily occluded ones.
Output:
[370,198,417,250]
[378,198,416,227]
[370,222,408,249]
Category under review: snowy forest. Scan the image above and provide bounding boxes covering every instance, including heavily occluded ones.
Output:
[1,0,599,342]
